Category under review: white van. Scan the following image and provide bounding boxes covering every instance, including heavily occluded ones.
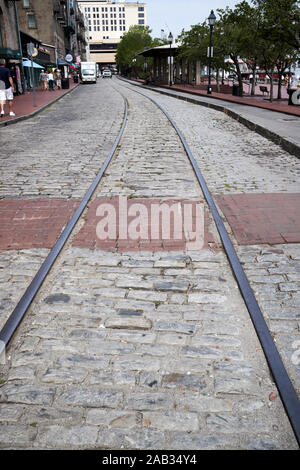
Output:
[80,62,97,83]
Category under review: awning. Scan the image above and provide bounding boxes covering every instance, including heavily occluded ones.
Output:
[22,59,44,69]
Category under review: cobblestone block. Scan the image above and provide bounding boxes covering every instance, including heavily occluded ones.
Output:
[156,332,188,345]
[8,366,36,381]
[188,293,227,304]
[37,425,98,448]
[41,368,87,384]
[139,372,161,389]
[104,316,152,330]
[169,432,236,450]
[161,373,207,391]
[175,392,232,412]
[154,281,190,292]
[154,321,195,335]
[215,375,260,396]
[107,330,156,344]
[57,388,123,408]
[97,427,166,449]
[124,392,173,411]
[142,411,199,432]
[113,356,161,372]
[0,424,37,447]
[206,413,269,433]
[87,370,135,387]
[0,384,56,406]
[58,354,109,370]
[127,290,168,302]
[86,409,137,427]
[86,340,135,355]
[0,404,25,422]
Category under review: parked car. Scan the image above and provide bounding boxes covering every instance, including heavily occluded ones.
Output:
[102,69,112,78]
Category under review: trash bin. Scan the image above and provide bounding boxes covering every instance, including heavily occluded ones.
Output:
[73,75,78,83]
[232,84,240,96]
[287,88,298,106]
[61,78,70,89]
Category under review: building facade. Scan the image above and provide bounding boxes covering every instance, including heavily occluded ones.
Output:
[78,0,146,67]
[17,0,87,66]
[0,0,23,93]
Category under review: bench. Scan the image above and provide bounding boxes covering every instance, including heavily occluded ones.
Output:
[260,85,269,96]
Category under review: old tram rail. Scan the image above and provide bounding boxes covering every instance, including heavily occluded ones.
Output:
[0,78,299,446]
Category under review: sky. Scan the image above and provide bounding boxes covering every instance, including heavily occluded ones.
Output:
[142,0,242,39]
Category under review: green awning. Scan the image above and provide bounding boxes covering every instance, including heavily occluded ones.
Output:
[0,48,22,60]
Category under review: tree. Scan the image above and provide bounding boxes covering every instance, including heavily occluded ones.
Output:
[232,1,264,96]
[217,5,252,96]
[178,22,230,91]
[252,0,299,100]
[115,26,165,77]
[253,0,300,52]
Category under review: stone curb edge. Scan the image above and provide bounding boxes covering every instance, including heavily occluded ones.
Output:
[120,77,300,160]
[0,84,80,128]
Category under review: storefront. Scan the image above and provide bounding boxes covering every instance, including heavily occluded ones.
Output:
[0,47,23,94]
[21,58,43,89]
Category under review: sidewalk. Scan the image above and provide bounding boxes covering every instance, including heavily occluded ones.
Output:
[133,79,300,117]
[165,83,300,117]
[0,81,79,126]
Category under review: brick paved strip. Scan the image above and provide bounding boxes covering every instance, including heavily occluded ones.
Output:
[72,197,213,252]
[0,199,80,250]
[216,193,300,245]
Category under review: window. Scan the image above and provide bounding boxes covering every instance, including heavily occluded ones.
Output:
[27,13,37,29]
[0,20,3,49]
[138,7,144,11]
[138,20,144,25]
[138,13,144,18]
[22,0,30,8]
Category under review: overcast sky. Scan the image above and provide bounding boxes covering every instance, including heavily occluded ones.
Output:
[143,0,242,39]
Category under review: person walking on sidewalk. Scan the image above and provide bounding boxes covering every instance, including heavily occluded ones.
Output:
[48,71,54,91]
[0,59,15,117]
[40,69,48,91]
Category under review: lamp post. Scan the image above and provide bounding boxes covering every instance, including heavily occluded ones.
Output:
[168,32,173,86]
[207,10,216,95]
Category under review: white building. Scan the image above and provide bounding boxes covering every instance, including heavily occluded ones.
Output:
[77,0,147,67]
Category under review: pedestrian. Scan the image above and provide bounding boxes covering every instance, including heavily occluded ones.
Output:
[0,58,15,117]
[40,69,48,90]
[55,69,61,89]
[48,70,54,91]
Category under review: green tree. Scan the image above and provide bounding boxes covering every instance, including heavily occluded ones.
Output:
[178,22,230,91]
[217,5,251,96]
[253,0,300,52]
[115,26,165,77]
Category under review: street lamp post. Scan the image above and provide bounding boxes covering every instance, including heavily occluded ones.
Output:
[207,10,216,95]
[168,32,173,86]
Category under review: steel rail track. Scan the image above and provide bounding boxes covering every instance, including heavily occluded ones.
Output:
[116,78,300,447]
[0,94,129,358]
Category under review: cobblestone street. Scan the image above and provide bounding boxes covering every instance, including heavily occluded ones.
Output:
[0,78,299,449]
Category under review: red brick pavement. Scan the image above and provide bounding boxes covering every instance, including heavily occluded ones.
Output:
[73,197,214,252]
[0,81,79,123]
[216,193,300,245]
[133,79,300,117]
[1,194,298,251]
[0,198,80,250]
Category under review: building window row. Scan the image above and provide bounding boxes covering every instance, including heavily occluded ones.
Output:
[85,6,126,13]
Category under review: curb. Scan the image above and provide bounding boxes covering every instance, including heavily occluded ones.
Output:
[119,77,300,160]
[0,84,80,128]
